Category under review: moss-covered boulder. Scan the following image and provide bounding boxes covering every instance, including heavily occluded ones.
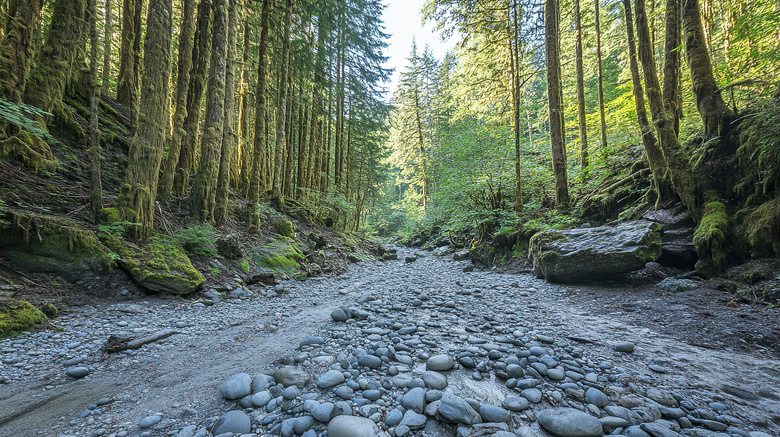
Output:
[529,220,662,283]
[104,235,204,294]
[693,199,731,276]
[0,300,48,337]
[0,212,113,282]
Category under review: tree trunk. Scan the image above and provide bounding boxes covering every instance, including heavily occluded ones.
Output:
[681,0,735,138]
[544,0,570,209]
[272,0,293,198]
[0,0,42,102]
[508,0,524,211]
[116,0,143,107]
[214,0,238,225]
[247,0,271,231]
[117,0,173,239]
[635,0,698,214]
[158,0,198,199]
[24,0,88,114]
[595,0,608,152]
[102,0,113,89]
[663,0,682,136]
[189,0,228,220]
[296,90,311,196]
[237,16,252,195]
[623,0,673,203]
[574,0,588,176]
[174,0,212,197]
[89,0,103,222]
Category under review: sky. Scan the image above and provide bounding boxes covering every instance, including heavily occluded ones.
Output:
[380,0,456,100]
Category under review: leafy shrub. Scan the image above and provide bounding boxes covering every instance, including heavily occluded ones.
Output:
[174,223,217,258]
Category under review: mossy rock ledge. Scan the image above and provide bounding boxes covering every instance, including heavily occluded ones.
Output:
[104,235,204,294]
[528,220,662,283]
[0,300,48,337]
[0,212,113,282]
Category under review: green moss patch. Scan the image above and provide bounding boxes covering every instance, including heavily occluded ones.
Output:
[250,239,303,275]
[275,220,295,238]
[736,197,780,257]
[0,300,47,338]
[103,234,204,295]
[694,198,731,276]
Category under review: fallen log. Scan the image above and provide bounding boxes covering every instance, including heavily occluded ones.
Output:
[101,329,179,353]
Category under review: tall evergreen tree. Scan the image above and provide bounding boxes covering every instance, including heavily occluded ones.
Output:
[545,0,569,209]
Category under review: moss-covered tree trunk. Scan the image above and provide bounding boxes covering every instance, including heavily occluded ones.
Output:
[663,0,682,136]
[544,0,570,209]
[116,0,143,108]
[102,0,113,89]
[237,16,253,196]
[24,0,88,114]
[272,0,293,198]
[189,0,228,221]
[0,0,42,102]
[173,0,212,197]
[117,0,173,239]
[247,0,271,232]
[623,0,673,204]
[158,0,198,199]
[214,0,238,225]
[296,90,311,197]
[635,0,699,215]
[574,0,588,177]
[508,1,524,210]
[682,0,736,138]
[88,0,103,222]
[595,0,608,152]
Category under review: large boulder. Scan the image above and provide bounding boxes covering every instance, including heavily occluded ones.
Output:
[104,235,204,294]
[644,207,697,268]
[528,220,662,282]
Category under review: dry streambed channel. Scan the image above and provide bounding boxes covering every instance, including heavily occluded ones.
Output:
[1,248,779,437]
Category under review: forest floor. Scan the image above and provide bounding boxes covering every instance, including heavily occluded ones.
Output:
[1,247,779,437]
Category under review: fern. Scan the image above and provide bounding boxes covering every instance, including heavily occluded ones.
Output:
[0,97,56,143]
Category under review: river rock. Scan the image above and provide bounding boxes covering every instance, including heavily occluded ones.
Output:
[220,373,252,400]
[528,220,662,282]
[213,410,251,435]
[66,367,90,378]
[426,354,454,371]
[537,408,602,437]
[438,393,482,425]
[317,369,346,388]
[402,387,426,413]
[421,371,447,389]
[585,387,609,407]
[479,404,510,423]
[312,402,335,422]
[274,366,309,387]
[327,415,382,437]
[399,410,427,429]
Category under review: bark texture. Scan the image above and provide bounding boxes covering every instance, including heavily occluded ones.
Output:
[214,0,238,225]
[0,0,42,102]
[544,0,570,209]
[247,0,271,231]
[118,0,173,239]
[272,0,293,197]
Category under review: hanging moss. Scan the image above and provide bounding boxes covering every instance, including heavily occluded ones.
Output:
[0,130,58,171]
[693,197,731,276]
[0,300,48,337]
[736,197,780,257]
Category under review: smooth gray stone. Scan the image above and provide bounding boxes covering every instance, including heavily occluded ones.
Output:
[640,422,683,437]
[385,409,404,427]
[478,404,510,423]
[624,425,652,437]
[399,410,427,429]
[426,354,454,371]
[175,425,197,437]
[503,396,530,411]
[402,387,426,413]
[300,336,325,347]
[647,388,679,407]
[585,387,609,408]
[506,364,524,378]
[220,373,252,400]
[537,407,602,437]
[363,389,382,401]
[327,415,381,437]
[520,388,542,404]
[212,410,251,435]
[358,354,382,369]
[253,373,274,393]
[139,415,161,428]
[614,342,635,353]
[294,416,315,434]
[599,416,630,433]
[281,418,297,437]
[547,368,565,381]
[317,369,346,388]
[331,308,349,322]
[334,385,353,399]
[274,366,309,387]
[311,402,335,422]
[438,393,482,425]
[529,346,548,356]
[251,391,272,407]
[282,386,299,400]
[66,367,90,378]
[421,371,447,390]
[334,400,353,416]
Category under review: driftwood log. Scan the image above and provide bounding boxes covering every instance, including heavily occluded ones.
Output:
[101,329,179,353]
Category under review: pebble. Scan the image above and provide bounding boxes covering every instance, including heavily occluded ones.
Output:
[438,393,482,425]
[220,373,251,400]
[212,410,251,435]
[614,342,635,353]
[316,370,345,388]
[66,367,90,378]
[139,415,162,428]
[426,354,454,371]
[327,415,380,437]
